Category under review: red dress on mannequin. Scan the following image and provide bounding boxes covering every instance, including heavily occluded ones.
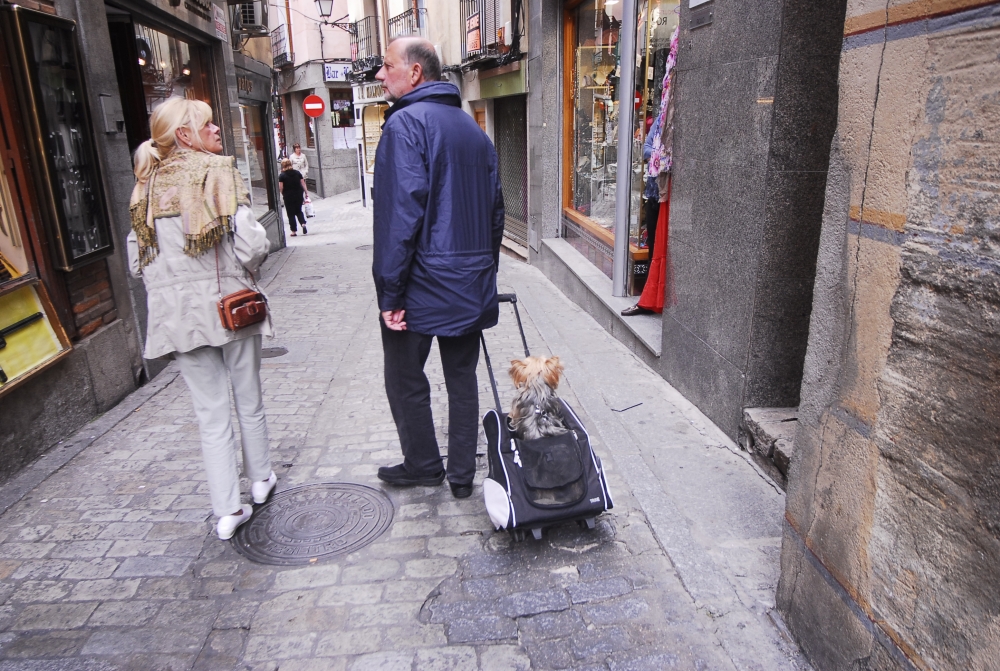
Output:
[636,178,671,313]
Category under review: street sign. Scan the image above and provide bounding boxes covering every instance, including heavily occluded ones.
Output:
[324,63,351,82]
[303,95,326,118]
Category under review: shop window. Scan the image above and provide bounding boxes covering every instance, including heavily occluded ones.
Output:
[237,103,274,220]
[0,7,114,271]
[0,158,28,284]
[305,112,316,149]
[133,24,213,115]
[361,104,388,173]
[331,95,356,151]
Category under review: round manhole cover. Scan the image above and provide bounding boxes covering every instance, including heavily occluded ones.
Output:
[300,275,324,280]
[356,244,373,251]
[232,483,394,565]
[261,347,288,358]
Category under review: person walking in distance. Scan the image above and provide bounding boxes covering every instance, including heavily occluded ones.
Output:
[278,158,307,236]
[372,37,505,499]
[288,142,308,178]
[127,98,277,540]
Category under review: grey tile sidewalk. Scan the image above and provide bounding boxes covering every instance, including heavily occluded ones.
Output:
[0,190,811,670]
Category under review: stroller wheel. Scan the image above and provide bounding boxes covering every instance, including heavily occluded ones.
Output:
[511,529,526,542]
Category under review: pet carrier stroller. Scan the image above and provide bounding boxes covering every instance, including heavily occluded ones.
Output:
[480,294,613,541]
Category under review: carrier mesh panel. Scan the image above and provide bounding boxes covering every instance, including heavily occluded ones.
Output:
[518,434,587,507]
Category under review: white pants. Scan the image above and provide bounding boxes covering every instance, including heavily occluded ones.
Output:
[174,335,272,517]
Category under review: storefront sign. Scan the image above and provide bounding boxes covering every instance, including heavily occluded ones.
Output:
[324,63,351,82]
[466,12,481,52]
[303,94,326,118]
[213,3,228,43]
[237,75,253,94]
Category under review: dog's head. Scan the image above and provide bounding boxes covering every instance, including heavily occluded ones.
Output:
[509,356,564,390]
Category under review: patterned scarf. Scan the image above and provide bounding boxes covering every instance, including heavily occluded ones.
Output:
[129,150,250,269]
[647,26,680,180]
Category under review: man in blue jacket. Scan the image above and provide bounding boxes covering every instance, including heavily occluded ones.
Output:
[372,37,505,499]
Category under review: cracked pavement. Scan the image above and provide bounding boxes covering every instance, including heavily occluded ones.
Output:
[0,191,812,670]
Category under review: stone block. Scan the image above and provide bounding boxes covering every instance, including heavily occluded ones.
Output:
[67,578,141,601]
[271,564,341,591]
[347,652,413,671]
[516,610,586,641]
[581,598,650,626]
[498,589,570,618]
[315,628,381,656]
[566,577,632,604]
[242,633,318,660]
[13,603,98,630]
[87,600,161,626]
[413,646,478,671]
[114,556,192,577]
[480,645,531,671]
[445,616,517,644]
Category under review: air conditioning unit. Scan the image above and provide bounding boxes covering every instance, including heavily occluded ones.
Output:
[229,0,268,38]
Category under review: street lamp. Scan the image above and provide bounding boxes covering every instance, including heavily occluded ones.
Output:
[314,0,333,19]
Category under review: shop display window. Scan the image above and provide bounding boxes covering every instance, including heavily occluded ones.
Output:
[567,0,622,233]
[1,7,114,271]
[362,104,388,173]
[237,103,274,220]
[134,23,213,114]
[0,158,28,285]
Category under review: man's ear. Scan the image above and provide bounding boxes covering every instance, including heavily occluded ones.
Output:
[411,62,424,85]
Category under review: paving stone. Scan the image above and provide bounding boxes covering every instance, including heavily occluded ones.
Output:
[572,625,632,661]
[581,597,650,625]
[10,580,71,603]
[414,646,478,671]
[427,536,483,557]
[314,627,381,656]
[48,541,113,559]
[341,559,400,583]
[567,577,633,604]
[499,589,571,618]
[347,651,413,671]
[2,631,89,658]
[67,578,140,601]
[12,603,98,630]
[346,602,421,628]
[242,633,318,660]
[445,615,517,644]
[81,629,204,655]
[480,645,532,671]
[192,629,246,671]
[517,609,587,641]
[10,560,70,580]
[316,583,384,606]
[86,600,161,626]
[404,557,457,579]
[61,558,120,580]
[271,564,341,591]
[114,556,192,577]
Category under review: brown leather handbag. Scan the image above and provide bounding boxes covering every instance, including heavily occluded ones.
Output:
[215,246,267,331]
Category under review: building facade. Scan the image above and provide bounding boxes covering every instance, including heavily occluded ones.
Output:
[0,0,281,483]
[271,0,360,197]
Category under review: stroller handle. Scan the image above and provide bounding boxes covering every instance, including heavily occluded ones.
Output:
[498,293,517,304]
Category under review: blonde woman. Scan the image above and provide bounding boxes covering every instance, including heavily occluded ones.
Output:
[126,98,277,540]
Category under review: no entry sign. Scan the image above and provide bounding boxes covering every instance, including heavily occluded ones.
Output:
[303,94,326,118]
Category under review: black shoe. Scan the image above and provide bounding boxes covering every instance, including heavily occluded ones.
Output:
[377,464,445,487]
[450,482,473,499]
[620,304,652,316]
[301,224,308,235]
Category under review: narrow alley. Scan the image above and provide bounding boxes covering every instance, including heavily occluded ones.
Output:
[0,192,809,670]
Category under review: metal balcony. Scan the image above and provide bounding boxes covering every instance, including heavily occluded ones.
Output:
[270,25,293,69]
[461,0,505,66]
[350,16,382,80]
[388,7,428,40]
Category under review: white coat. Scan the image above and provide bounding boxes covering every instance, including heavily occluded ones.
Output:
[127,205,274,359]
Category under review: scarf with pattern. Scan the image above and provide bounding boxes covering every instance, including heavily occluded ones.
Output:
[129,150,250,269]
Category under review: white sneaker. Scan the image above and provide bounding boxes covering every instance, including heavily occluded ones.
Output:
[252,471,277,504]
[217,504,252,540]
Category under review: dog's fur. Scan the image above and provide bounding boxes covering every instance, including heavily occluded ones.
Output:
[508,356,568,440]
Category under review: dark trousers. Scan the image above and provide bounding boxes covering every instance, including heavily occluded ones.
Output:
[380,322,481,486]
[285,201,306,232]
[643,197,659,254]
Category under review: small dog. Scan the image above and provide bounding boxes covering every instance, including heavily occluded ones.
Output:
[508,356,569,440]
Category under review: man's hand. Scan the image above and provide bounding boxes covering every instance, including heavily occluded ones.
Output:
[382,309,407,331]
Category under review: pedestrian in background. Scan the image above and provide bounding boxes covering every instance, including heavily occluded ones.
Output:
[278,158,307,236]
[289,142,308,178]
[127,98,277,540]
[372,37,505,499]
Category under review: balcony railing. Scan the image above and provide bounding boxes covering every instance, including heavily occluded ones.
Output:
[461,0,505,65]
[388,7,428,40]
[350,16,382,79]
[270,25,293,69]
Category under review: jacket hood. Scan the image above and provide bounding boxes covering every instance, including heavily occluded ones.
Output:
[383,81,462,122]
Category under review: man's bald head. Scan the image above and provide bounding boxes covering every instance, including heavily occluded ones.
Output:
[392,37,441,82]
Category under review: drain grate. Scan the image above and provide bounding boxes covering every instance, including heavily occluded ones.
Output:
[232,483,394,565]
[355,244,373,251]
[261,347,288,358]
[300,276,324,280]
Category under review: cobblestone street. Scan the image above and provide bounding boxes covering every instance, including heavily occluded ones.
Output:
[0,192,812,670]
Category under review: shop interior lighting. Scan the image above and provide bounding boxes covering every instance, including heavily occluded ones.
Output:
[137,57,146,66]
[182,68,191,75]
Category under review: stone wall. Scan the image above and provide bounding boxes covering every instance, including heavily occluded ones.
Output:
[778,2,1000,669]
[659,0,846,438]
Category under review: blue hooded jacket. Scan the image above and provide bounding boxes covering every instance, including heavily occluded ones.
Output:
[372,81,505,337]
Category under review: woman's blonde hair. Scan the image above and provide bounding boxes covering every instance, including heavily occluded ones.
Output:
[133,98,214,182]
[281,158,292,171]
